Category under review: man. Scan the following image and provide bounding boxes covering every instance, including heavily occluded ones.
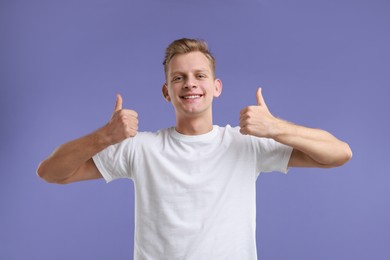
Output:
[37,38,352,259]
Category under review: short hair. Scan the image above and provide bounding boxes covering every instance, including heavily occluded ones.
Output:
[163,38,216,79]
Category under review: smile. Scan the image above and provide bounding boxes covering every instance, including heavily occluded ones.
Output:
[181,94,203,99]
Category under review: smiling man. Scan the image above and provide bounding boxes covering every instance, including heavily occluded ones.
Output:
[162,49,222,135]
[37,38,352,259]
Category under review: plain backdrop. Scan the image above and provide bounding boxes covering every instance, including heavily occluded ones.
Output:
[1,0,389,259]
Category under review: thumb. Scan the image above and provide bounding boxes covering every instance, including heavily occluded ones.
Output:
[114,94,123,112]
[256,88,267,108]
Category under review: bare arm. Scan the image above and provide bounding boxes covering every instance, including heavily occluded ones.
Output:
[37,95,138,184]
[37,131,109,184]
[239,88,352,168]
[270,120,351,168]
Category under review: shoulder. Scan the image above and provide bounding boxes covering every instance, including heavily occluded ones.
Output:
[217,124,282,147]
[217,124,249,138]
[214,125,253,146]
[132,127,173,144]
[216,124,240,135]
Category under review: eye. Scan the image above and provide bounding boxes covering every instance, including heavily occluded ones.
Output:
[197,74,206,79]
[172,76,183,82]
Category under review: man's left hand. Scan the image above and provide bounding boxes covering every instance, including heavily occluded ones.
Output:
[239,88,281,138]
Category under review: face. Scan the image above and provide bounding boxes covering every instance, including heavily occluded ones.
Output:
[162,51,222,119]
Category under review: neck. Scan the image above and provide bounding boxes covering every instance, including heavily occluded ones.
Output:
[175,114,213,135]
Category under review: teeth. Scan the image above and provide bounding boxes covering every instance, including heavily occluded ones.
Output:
[183,95,201,99]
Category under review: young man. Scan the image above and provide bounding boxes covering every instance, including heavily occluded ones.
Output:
[37,38,352,259]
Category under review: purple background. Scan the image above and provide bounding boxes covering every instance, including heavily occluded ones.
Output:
[1,0,389,259]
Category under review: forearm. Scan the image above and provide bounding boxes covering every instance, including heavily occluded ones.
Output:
[37,128,109,183]
[240,89,352,168]
[273,119,352,167]
[37,95,138,184]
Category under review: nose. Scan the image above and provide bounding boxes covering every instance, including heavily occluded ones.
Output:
[183,75,197,89]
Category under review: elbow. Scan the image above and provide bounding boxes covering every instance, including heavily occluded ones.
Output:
[332,142,353,167]
[340,142,353,165]
[36,160,53,183]
[36,161,48,182]
[36,161,66,184]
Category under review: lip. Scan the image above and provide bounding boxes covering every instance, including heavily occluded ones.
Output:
[180,94,204,99]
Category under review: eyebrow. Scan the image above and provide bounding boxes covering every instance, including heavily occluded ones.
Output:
[169,69,210,77]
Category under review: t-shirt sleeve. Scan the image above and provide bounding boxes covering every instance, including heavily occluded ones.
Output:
[253,137,293,174]
[92,137,135,183]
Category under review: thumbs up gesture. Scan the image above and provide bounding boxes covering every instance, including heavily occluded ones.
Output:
[239,88,279,138]
[103,94,138,145]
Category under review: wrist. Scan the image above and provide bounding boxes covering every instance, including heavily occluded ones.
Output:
[93,125,113,149]
[269,118,292,140]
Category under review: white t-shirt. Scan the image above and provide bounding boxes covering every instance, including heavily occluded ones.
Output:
[93,125,293,260]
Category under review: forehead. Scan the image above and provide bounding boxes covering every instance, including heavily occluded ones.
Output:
[168,51,212,75]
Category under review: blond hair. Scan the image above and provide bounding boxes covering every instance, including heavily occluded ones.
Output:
[163,38,216,79]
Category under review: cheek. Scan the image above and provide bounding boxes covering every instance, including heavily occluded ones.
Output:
[170,87,180,97]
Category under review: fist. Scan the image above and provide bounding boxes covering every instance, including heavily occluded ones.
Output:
[104,94,138,145]
[239,88,278,138]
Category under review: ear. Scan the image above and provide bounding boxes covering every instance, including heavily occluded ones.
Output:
[162,83,171,102]
[213,79,223,98]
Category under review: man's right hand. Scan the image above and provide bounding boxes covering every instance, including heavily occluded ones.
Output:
[37,94,138,184]
[103,94,138,145]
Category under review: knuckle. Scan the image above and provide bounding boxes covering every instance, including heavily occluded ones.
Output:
[127,109,138,117]
[239,127,247,135]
